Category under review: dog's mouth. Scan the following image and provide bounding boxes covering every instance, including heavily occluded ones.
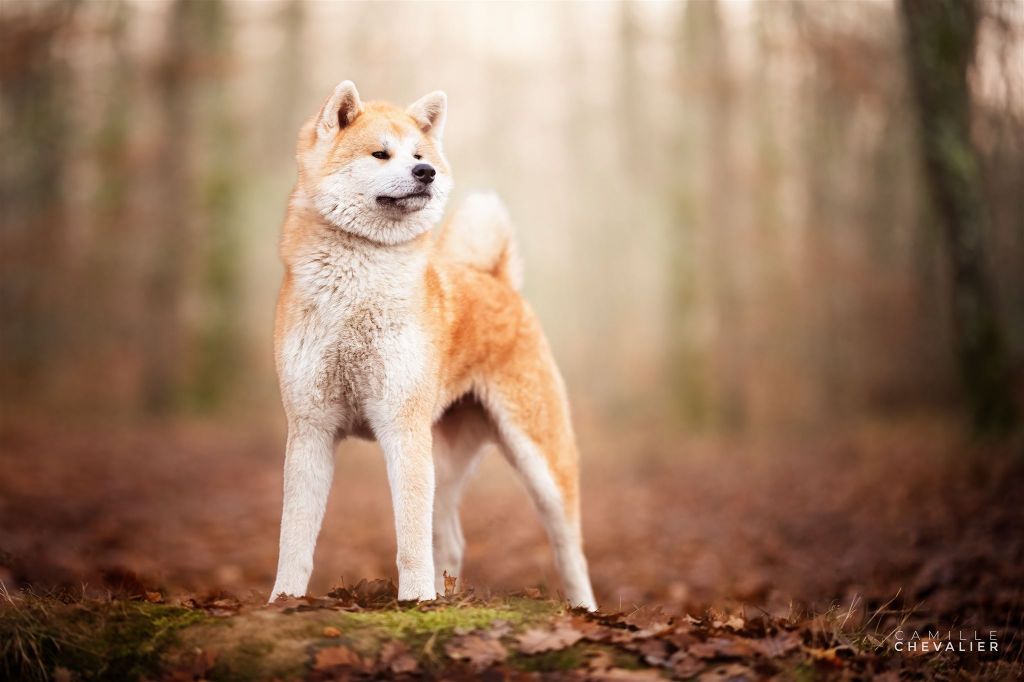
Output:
[376,192,431,211]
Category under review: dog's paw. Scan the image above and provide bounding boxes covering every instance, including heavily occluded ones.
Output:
[268,581,306,604]
[397,579,437,603]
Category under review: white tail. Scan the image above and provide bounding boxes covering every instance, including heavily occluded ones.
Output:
[436,191,523,290]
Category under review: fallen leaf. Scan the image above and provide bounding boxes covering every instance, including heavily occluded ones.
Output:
[486,619,513,639]
[723,616,745,631]
[584,648,616,672]
[599,669,668,680]
[624,605,672,634]
[749,631,801,658]
[314,644,363,671]
[444,633,507,670]
[524,586,542,599]
[144,591,163,603]
[698,662,755,681]
[322,626,341,638]
[806,645,853,665]
[635,637,673,666]
[443,571,457,598]
[516,620,584,654]
[689,637,756,659]
[669,651,706,678]
[326,578,398,608]
[569,614,617,642]
[379,639,419,674]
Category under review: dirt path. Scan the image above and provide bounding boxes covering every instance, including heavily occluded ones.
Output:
[0,417,1021,678]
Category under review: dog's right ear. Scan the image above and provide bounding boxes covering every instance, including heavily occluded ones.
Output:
[316,80,362,140]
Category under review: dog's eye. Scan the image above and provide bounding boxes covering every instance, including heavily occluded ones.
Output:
[413,154,423,160]
[372,151,389,160]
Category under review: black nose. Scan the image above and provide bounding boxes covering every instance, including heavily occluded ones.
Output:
[412,163,436,184]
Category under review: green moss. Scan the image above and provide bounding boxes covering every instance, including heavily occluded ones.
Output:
[0,597,206,681]
[327,599,562,666]
[336,602,536,636]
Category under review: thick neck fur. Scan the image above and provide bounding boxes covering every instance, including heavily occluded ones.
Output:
[282,191,431,314]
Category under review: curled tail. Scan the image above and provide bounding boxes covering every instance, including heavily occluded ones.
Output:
[435,191,523,290]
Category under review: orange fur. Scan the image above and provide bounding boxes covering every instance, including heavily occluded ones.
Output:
[271,83,593,608]
[277,101,578,518]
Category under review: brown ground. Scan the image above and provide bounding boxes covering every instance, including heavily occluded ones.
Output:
[0,414,1022,675]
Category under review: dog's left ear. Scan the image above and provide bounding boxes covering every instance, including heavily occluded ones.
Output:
[407,90,447,140]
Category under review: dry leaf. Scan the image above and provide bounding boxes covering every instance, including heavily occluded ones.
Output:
[689,637,756,660]
[623,605,672,634]
[443,571,457,598]
[635,637,672,666]
[314,644,363,671]
[516,621,584,654]
[444,633,508,670]
[379,640,419,674]
[805,645,852,666]
[723,616,745,631]
[584,648,616,672]
[486,619,513,639]
[569,614,617,642]
[669,651,706,678]
[749,631,801,658]
[322,626,341,638]
[144,591,163,603]
[698,662,755,681]
[597,669,668,680]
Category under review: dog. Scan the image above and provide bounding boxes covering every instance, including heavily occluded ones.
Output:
[268,81,597,610]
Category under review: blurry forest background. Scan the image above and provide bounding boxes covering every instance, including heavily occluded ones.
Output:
[1,0,1024,656]
[2,0,1023,431]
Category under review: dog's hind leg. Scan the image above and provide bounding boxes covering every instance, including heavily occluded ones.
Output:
[481,334,597,611]
[431,399,493,594]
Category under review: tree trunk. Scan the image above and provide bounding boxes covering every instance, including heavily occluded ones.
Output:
[899,0,1018,433]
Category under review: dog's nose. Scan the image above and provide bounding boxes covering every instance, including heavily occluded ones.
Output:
[411,163,436,184]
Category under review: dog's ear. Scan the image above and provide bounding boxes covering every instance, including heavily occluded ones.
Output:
[407,90,447,140]
[316,80,362,140]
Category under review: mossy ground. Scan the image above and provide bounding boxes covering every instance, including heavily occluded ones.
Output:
[173,596,564,681]
[1,593,587,681]
[0,594,207,681]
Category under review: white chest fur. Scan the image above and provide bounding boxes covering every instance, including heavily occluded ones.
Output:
[277,230,430,434]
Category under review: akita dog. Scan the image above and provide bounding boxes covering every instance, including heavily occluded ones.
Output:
[269,81,597,610]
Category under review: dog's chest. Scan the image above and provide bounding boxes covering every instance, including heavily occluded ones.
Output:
[279,246,427,429]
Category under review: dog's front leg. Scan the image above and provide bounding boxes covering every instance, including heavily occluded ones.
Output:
[377,419,436,602]
[269,421,336,601]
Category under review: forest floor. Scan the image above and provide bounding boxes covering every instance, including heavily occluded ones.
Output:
[0,415,1021,680]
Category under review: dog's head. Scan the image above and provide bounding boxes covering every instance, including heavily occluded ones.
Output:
[295,81,452,245]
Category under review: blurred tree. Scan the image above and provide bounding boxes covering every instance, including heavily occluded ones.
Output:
[87,0,139,407]
[269,0,306,163]
[0,2,77,401]
[190,0,242,410]
[685,0,746,431]
[666,0,712,428]
[900,0,1018,433]
[142,0,195,413]
[142,0,242,413]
